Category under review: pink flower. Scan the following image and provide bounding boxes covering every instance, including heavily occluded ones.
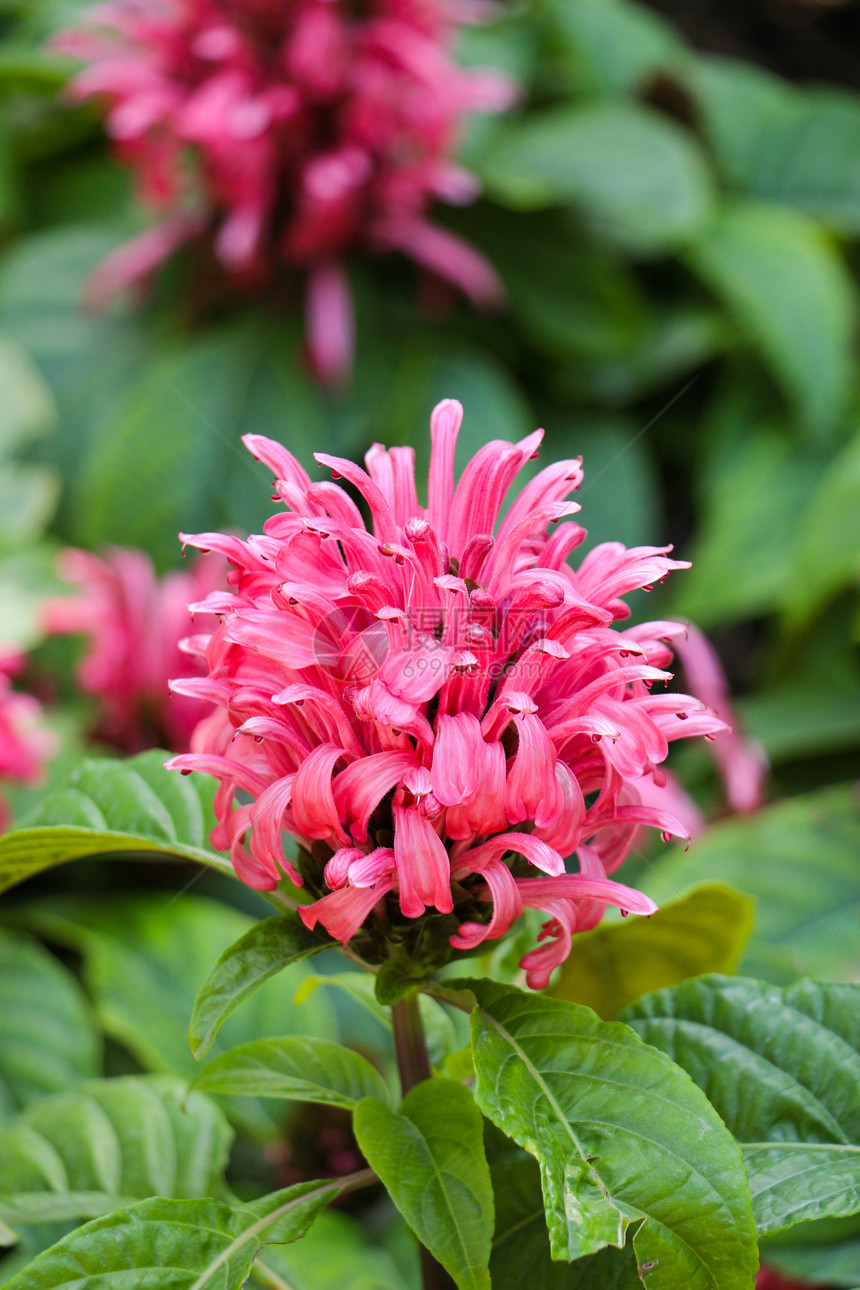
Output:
[167,399,726,987]
[44,546,223,754]
[673,623,768,815]
[0,653,56,832]
[55,0,516,381]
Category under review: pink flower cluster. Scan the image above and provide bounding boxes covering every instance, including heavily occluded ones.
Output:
[0,653,56,832]
[168,400,727,986]
[55,0,515,380]
[44,546,222,754]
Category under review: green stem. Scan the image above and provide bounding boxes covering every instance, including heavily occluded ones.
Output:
[391,992,432,1094]
[391,994,455,1290]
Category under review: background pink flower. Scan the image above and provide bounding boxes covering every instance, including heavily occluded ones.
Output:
[168,399,727,985]
[55,0,516,380]
[44,546,223,754]
[0,652,56,832]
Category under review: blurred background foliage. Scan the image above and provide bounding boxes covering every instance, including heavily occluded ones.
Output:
[1,0,860,1285]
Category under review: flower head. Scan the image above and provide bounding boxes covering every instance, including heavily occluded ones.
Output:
[55,0,515,380]
[0,653,56,832]
[168,400,726,986]
[45,546,223,754]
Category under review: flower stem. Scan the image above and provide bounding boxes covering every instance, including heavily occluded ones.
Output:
[391,992,432,1094]
[391,993,454,1290]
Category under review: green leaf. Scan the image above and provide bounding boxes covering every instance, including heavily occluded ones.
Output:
[0,750,230,897]
[75,321,327,570]
[549,884,754,1018]
[0,333,56,455]
[672,424,812,627]
[782,428,860,628]
[541,0,684,97]
[691,58,860,235]
[624,976,860,1236]
[639,785,860,984]
[19,894,337,1140]
[686,202,856,438]
[1,1179,345,1290]
[481,102,714,254]
[489,1151,641,1290]
[465,980,758,1287]
[0,1075,232,1227]
[251,1210,414,1290]
[190,914,328,1059]
[354,1081,494,1290]
[0,930,100,1123]
[192,1037,390,1109]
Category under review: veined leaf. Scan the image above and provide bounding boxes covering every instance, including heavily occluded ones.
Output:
[0,1075,232,1228]
[354,1081,494,1290]
[0,751,229,897]
[0,930,100,1123]
[624,976,860,1236]
[639,785,860,984]
[19,895,337,1142]
[550,883,754,1018]
[1,1178,353,1290]
[489,1151,641,1290]
[481,102,714,254]
[190,914,328,1058]
[192,1037,390,1109]
[686,201,856,439]
[465,980,758,1288]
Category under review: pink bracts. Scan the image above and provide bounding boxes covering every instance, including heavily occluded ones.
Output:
[55,0,515,381]
[0,653,56,832]
[168,400,728,986]
[44,546,223,754]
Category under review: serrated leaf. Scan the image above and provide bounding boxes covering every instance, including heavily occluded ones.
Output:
[0,930,100,1122]
[465,980,758,1288]
[190,914,328,1058]
[550,883,754,1018]
[782,428,860,628]
[489,1151,641,1290]
[0,1075,232,1227]
[1,1179,345,1290]
[0,750,230,897]
[192,1037,390,1109]
[623,976,860,1236]
[19,894,337,1141]
[481,102,714,253]
[686,202,856,438]
[639,785,860,984]
[354,1081,493,1290]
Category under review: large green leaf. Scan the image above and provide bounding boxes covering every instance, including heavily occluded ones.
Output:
[782,428,860,628]
[639,785,860,984]
[75,321,327,570]
[465,980,758,1288]
[691,57,860,235]
[0,750,229,896]
[549,884,754,1018]
[481,102,714,253]
[0,333,56,456]
[190,914,328,1059]
[1,1178,351,1290]
[0,930,100,1124]
[489,1151,641,1290]
[354,1081,494,1290]
[192,1037,390,1109]
[0,1075,232,1228]
[20,894,337,1140]
[624,977,860,1236]
[541,0,683,97]
[686,202,856,438]
[672,425,812,627]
